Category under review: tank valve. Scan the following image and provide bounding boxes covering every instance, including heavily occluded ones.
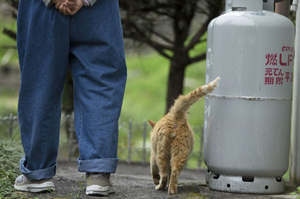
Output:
[291,0,299,12]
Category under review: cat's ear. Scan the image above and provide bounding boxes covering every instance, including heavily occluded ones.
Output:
[148,120,156,128]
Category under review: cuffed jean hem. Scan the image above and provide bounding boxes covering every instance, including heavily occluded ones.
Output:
[77,158,119,173]
[19,156,57,181]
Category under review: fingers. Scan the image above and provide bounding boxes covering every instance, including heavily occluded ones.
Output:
[66,6,80,16]
[55,2,70,16]
[66,8,76,16]
[65,1,76,7]
[54,0,83,16]
[66,0,84,16]
[55,2,62,9]
[62,6,69,15]
[58,3,67,15]
[66,0,76,3]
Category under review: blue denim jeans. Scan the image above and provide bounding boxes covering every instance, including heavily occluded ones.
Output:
[17,0,126,181]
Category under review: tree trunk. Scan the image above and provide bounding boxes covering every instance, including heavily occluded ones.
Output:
[166,62,186,113]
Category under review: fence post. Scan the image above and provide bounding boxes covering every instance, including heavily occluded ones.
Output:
[127,119,132,164]
[142,119,147,164]
[8,113,13,139]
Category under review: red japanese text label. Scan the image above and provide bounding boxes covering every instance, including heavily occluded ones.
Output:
[264,46,294,85]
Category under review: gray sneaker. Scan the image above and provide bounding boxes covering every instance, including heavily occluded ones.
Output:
[14,175,55,193]
[86,173,115,196]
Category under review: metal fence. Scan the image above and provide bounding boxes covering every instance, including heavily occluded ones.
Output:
[0,114,205,169]
[0,113,19,139]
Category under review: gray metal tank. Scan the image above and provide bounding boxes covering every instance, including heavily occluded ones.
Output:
[204,0,295,194]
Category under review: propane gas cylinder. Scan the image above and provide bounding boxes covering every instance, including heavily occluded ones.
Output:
[204,0,294,194]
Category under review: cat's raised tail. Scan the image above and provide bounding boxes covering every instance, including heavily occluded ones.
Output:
[169,77,220,116]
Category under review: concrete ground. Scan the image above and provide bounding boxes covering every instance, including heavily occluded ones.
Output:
[13,161,299,199]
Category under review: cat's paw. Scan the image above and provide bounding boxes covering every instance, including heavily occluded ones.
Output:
[168,184,178,195]
[155,184,165,190]
[152,174,160,185]
[168,188,178,195]
[153,178,160,185]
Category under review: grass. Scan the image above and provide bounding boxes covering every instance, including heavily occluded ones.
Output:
[185,192,209,199]
[0,139,23,198]
[291,186,300,198]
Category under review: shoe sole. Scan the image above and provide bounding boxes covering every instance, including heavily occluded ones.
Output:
[86,185,115,196]
[86,190,109,196]
[14,182,55,193]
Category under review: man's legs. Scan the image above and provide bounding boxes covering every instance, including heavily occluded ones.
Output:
[16,0,126,194]
[17,0,69,181]
[69,0,127,174]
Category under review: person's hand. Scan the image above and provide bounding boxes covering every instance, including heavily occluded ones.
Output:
[51,0,70,15]
[64,0,84,16]
[51,0,82,16]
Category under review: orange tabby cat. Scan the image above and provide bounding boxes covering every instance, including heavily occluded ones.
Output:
[148,77,220,195]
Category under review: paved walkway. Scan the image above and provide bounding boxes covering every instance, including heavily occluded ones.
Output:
[52,161,298,199]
